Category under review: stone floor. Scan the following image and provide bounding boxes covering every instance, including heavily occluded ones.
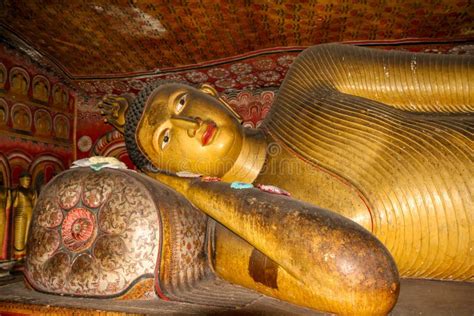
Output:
[0,275,472,315]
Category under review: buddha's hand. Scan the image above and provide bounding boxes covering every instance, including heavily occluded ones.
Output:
[98,95,130,134]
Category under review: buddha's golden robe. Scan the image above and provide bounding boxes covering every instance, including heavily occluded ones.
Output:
[261,44,473,281]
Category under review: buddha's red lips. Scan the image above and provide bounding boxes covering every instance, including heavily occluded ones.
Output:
[201,122,217,146]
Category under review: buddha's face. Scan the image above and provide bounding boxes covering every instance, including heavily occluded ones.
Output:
[136,83,244,177]
[19,175,31,188]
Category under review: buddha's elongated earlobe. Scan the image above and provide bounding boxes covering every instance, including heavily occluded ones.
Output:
[200,83,243,124]
[199,83,219,97]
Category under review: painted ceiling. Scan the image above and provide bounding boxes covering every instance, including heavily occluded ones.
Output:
[1,0,473,100]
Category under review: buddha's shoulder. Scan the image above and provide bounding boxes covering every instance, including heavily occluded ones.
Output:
[296,43,364,60]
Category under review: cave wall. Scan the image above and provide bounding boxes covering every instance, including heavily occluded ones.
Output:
[0,43,75,192]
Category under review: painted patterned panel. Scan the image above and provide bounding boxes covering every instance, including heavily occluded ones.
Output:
[25,168,160,298]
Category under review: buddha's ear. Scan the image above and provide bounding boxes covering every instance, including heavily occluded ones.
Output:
[199,84,219,97]
[199,83,243,124]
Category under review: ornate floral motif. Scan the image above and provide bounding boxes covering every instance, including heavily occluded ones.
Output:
[25,168,160,297]
[208,68,229,79]
[77,135,92,152]
[230,62,253,75]
[57,177,82,210]
[253,59,276,71]
[28,227,61,264]
[277,54,297,67]
[164,73,186,82]
[237,74,257,85]
[77,81,98,94]
[93,235,126,271]
[215,78,236,89]
[111,81,129,92]
[93,81,114,94]
[42,252,71,290]
[129,80,146,90]
[258,70,280,82]
[185,71,208,83]
[81,172,114,208]
[68,254,101,293]
[36,197,63,228]
[62,208,97,252]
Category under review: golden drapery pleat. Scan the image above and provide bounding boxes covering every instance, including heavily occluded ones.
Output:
[264,44,473,281]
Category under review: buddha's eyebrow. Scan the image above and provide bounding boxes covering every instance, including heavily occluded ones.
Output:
[167,90,186,109]
[146,101,168,126]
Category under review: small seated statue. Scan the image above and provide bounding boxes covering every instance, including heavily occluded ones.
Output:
[54,116,69,139]
[12,107,31,131]
[33,80,49,102]
[0,106,6,126]
[34,111,52,136]
[10,72,28,95]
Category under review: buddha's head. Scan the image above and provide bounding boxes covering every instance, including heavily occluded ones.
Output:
[125,81,245,177]
[19,172,31,188]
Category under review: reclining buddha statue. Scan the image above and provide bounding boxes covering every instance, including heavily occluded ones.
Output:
[26,44,471,315]
[109,43,472,282]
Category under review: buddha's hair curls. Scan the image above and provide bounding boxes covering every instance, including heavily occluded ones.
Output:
[124,79,193,172]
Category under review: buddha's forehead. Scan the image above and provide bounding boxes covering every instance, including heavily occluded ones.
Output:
[153,83,194,98]
[142,83,191,126]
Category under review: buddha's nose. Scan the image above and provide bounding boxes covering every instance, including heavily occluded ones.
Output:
[170,115,201,137]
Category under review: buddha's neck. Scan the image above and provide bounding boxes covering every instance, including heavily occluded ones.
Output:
[221,128,267,183]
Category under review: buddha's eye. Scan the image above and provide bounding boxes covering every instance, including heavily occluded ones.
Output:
[161,129,171,150]
[175,93,187,114]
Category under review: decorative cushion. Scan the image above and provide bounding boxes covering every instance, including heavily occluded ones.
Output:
[24,167,209,299]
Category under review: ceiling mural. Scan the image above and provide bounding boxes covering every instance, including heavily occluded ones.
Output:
[1,0,472,79]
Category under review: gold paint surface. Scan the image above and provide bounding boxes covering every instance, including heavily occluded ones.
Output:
[265,44,473,280]
[185,179,399,315]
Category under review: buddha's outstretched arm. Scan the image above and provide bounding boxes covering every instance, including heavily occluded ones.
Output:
[153,172,399,315]
[283,43,473,113]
